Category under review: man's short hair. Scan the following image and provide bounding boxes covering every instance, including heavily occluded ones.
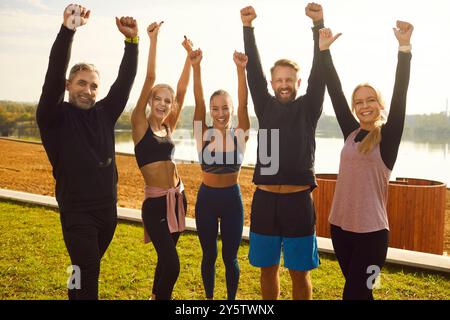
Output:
[270,59,300,76]
[68,63,99,81]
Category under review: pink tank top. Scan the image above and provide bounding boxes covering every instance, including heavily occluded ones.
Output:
[328,129,391,233]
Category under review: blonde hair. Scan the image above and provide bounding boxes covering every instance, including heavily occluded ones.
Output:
[270,59,300,76]
[148,84,178,119]
[351,84,386,154]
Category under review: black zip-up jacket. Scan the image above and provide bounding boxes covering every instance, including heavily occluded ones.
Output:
[243,23,325,188]
[36,25,138,212]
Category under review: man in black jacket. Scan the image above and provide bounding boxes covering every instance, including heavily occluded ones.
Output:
[241,3,325,300]
[36,4,138,300]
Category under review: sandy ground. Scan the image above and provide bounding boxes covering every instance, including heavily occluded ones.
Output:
[0,138,449,254]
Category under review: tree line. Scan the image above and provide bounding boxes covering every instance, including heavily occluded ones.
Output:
[1,100,449,142]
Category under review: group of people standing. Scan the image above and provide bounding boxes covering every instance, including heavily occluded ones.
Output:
[36,3,413,300]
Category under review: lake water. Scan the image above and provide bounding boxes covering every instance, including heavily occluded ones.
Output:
[115,129,450,186]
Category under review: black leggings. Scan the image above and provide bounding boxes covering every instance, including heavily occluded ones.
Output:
[142,192,187,300]
[330,224,389,300]
[60,207,117,300]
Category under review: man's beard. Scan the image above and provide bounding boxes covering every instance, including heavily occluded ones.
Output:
[69,94,95,110]
[275,88,296,103]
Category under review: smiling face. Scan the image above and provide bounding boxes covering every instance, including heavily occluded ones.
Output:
[352,85,385,129]
[270,65,300,104]
[210,92,233,130]
[149,86,175,122]
[66,70,99,110]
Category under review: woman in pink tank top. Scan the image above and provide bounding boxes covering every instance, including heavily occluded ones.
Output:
[318,21,413,299]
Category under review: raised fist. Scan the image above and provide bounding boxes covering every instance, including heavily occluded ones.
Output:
[305,2,323,22]
[240,6,257,27]
[233,51,248,69]
[189,49,203,66]
[147,21,163,40]
[182,36,194,53]
[319,28,342,51]
[393,20,414,46]
[116,16,138,38]
[63,4,90,30]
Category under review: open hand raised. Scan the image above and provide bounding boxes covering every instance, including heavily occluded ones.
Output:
[319,28,342,51]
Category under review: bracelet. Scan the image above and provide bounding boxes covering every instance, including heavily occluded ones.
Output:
[399,44,412,53]
[125,36,139,44]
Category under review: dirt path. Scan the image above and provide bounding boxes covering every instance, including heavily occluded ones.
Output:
[1,138,449,254]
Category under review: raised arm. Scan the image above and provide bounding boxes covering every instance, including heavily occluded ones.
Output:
[131,21,161,144]
[100,16,139,124]
[303,2,326,121]
[381,21,413,169]
[36,4,90,129]
[190,49,208,151]
[241,6,271,119]
[319,28,358,139]
[233,51,250,140]
[165,36,193,132]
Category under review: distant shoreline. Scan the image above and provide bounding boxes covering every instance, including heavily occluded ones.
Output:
[0,137,449,254]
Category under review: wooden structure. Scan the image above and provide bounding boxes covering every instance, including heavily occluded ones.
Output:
[312,174,447,255]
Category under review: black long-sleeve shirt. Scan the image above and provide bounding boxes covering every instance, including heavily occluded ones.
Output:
[243,24,325,187]
[36,25,138,212]
[320,49,411,170]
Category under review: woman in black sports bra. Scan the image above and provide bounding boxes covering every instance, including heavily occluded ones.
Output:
[189,48,250,299]
[131,21,192,300]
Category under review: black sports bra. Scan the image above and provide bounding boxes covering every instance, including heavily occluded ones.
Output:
[134,124,174,168]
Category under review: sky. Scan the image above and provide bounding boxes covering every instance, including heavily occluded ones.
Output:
[0,0,449,116]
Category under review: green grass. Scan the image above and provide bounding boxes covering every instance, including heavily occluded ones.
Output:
[0,200,449,300]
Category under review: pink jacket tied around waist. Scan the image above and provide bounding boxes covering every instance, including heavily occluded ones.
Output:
[143,181,186,244]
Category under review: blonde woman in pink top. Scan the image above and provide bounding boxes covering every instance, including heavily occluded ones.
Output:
[318,21,413,299]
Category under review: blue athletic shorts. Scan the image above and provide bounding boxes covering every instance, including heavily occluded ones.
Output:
[248,188,319,271]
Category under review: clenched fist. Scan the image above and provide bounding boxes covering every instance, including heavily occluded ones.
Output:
[147,21,163,41]
[116,16,138,38]
[182,36,194,53]
[63,4,90,30]
[393,20,414,46]
[233,51,248,69]
[189,49,203,66]
[305,2,323,22]
[240,6,257,27]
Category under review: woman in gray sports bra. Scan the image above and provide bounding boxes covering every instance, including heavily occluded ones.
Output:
[189,48,250,300]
